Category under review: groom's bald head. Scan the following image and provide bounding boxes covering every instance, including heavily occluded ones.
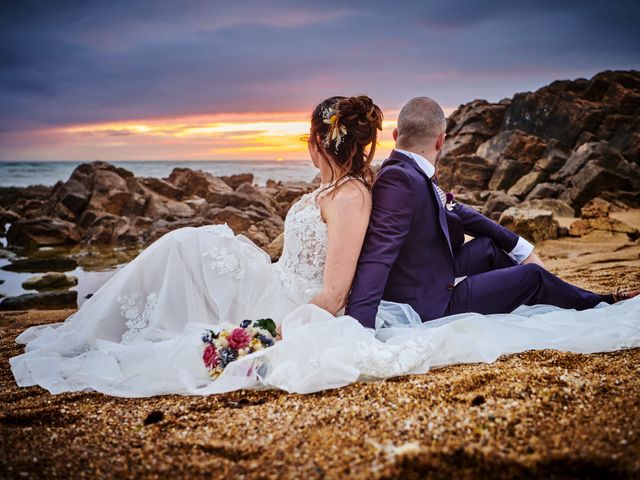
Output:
[395,97,446,150]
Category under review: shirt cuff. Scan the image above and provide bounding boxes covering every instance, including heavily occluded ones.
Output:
[507,236,534,264]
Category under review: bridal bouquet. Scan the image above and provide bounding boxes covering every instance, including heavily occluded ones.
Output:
[201,318,277,379]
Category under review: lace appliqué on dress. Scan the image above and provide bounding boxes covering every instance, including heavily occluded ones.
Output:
[202,246,242,280]
[353,339,434,379]
[117,292,159,344]
[277,190,327,295]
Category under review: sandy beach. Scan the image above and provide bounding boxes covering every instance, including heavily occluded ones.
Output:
[1,210,638,479]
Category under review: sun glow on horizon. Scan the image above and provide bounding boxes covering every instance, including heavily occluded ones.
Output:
[1,107,465,161]
[34,112,399,161]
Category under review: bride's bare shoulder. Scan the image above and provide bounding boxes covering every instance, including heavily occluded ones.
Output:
[319,178,371,214]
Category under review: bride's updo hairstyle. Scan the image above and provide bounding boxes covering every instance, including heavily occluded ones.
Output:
[309,95,383,189]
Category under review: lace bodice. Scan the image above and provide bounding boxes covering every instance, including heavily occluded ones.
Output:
[276,186,328,296]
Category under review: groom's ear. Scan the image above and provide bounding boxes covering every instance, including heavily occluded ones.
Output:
[435,132,446,150]
[392,127,398,142]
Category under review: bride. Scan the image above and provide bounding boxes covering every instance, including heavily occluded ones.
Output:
[10,96,640,397]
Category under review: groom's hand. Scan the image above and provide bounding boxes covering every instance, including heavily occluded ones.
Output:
[522,251,545,269]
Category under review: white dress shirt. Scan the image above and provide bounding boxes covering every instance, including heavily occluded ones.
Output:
[394,148,534,265]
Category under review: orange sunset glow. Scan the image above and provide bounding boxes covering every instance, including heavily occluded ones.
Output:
[3,112,401,161]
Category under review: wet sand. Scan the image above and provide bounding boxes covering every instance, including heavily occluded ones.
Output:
[1,211,639,479]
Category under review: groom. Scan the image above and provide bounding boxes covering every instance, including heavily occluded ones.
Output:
[346,97,632,329]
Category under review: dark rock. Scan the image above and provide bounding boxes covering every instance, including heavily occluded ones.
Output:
[507,171,547,199]
[504,70,640,152]
[221,173,254,189]
[436,155,495,191]
[525,183,563,200]
[442,100,510,158]
[0,207,20,224]
[518,199,575,218]
[166,168,234,204]
[535,146,568,174]
[139,177,184,200]
[556,142,640,209]
[499,208,559,243]
[22,272,78,291]
[488,159,529,191]
[0,185,51,211]
[1,257,78,273]
[228,183,278,214]
[143,410,164,426]
[477,130,547,167]
[143,192,195,221]
[85,214,144,245]
[6,217,81,249]
[503,86,604,150]
[553,141,623,180]
[0,290,78,310]
[481,191,520,220]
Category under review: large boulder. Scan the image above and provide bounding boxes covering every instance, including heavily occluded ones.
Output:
[499,208,559,243]
[481,191,520,220]
[555,142,640,209]
[476,130,547,191]
[166,168,234,204]
[436,155,494,191]
[504,70,640,152]
[139,177,185,200]
[477,130,547,166]
[43,162,147,221]
[524,183,564,200]
[518,199,575,218]
[507,171,547,199]
[534,144,569,174]
[442,100,510,158]
[143,191,195,221]
[569,217,639,239]
[6,217,81,249]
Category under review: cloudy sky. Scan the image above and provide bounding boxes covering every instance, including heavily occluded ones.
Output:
[1,0,638,161]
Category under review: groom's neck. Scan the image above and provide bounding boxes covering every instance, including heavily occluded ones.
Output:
[395,143,439,163]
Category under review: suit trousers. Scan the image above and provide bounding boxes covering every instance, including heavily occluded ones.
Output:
[445,237,609,316]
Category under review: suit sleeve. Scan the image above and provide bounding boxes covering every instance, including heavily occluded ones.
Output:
[452,202,520,252]
[346,167,416,328]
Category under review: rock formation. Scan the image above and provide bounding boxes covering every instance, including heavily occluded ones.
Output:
[440,70,640,214]
[2,162,317,258]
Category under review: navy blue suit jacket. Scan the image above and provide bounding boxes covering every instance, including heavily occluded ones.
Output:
[346,150,520,328]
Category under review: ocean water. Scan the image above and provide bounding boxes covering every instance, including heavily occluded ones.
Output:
[0,160,319,188]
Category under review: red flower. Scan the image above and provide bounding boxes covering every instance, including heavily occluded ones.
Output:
[228,327,251,350]
[203,344,219,368]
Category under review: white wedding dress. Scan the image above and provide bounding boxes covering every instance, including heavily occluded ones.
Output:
[10,184,640,397]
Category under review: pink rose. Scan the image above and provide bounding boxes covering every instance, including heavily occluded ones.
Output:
[228,327,251,350]
[203,344,219,368]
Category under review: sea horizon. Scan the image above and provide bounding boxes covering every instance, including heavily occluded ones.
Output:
[0,159,320,188]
